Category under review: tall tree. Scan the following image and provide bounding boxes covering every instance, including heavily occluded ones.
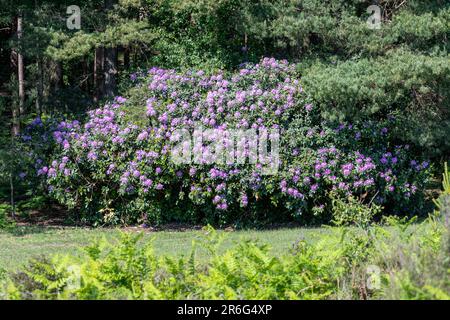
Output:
[16,13,24,125]
[103,0,117,98]
[103,47,117,97]
[94,47,104,101]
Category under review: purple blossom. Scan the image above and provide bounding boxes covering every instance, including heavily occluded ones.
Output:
[137,131,149,141]
[143,179,153,187]
[87,152,97,161]
[48,168,57,177]
[133,170,141,178]
[241,194,248,207]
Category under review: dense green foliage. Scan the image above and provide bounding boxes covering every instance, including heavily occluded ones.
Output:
[303,50,450,158]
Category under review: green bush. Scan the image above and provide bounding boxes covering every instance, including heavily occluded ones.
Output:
[0,203,14,230]
[303,50,450,159]
[330,192,382,228]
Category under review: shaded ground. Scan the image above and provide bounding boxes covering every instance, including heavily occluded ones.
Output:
[0,201,332,270]
[13,204,71,227]
[0,224,332,271]
[11,202,310,231]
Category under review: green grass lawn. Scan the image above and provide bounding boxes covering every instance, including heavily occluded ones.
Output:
[0,225,333,271]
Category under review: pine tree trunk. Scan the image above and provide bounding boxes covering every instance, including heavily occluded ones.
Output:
[49,60,63,114]
[11,100,19,136]
[94,47,104,101]
[54,60,63,90]
[104,47,117,97]
[103,0,117,98]
[124,46,130,69]
[36,56,43,115]
[17,14,25,118]
[10,48,19,135]
[10,169,15,218]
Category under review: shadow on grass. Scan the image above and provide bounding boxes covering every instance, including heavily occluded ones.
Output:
[0,224,53,236]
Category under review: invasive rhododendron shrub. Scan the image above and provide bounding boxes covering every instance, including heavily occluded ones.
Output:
[22,58,431,225]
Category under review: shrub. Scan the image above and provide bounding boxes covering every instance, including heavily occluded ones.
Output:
[373,210,449,299]
[21,58,431,226]
[0,204,15,230]
[330,192,382,228]
[434,163,450,211]
[303,50,450,159]
[366,165,450,300]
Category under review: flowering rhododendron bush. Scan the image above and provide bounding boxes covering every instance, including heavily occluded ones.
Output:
[21,58,431,225]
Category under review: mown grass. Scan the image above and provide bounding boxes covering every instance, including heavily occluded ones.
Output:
[0,225,333,271]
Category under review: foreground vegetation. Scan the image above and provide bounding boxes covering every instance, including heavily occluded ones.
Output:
[1,211,448,300]
[0,225,329,270]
